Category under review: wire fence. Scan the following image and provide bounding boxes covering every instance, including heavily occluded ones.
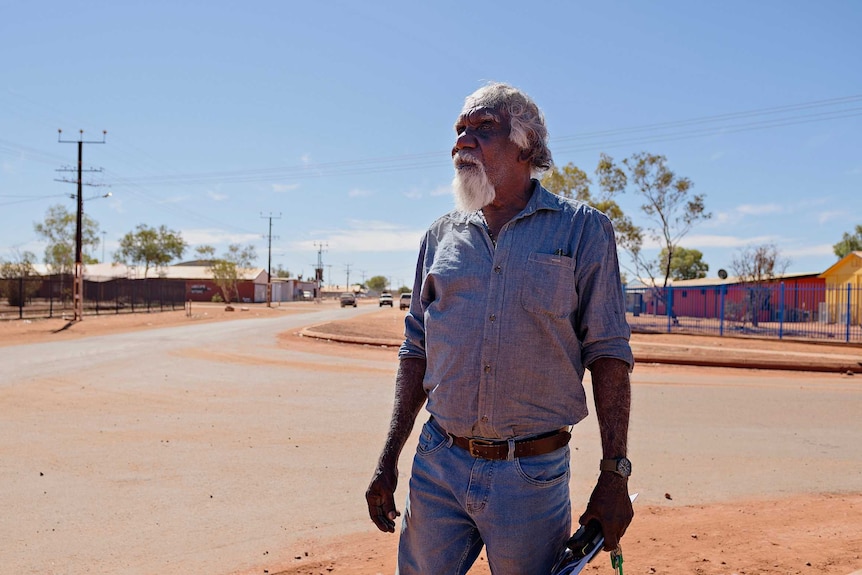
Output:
[0,274,187,321]
[3,274,861,344]
[625,283,862,343]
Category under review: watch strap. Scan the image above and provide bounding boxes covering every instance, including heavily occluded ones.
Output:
[600,457,631,478]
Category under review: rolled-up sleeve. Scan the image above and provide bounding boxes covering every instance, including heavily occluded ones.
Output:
[399,234,428,361]
[575,215,634,371]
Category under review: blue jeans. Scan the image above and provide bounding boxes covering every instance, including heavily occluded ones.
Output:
[397,418,572,575]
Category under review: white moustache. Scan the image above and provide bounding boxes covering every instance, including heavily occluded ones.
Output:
[453,153,481,169]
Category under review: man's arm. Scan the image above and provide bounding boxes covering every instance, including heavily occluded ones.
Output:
[365,357,427,533]
[579,356,634,551]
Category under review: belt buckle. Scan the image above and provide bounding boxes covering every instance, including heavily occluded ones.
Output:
[467,438,497,458]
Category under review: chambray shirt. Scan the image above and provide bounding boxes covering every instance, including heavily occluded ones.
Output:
[399,181,633,440]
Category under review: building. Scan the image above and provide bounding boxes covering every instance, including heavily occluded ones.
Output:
[818,251,862,325]
[627,272,826,322]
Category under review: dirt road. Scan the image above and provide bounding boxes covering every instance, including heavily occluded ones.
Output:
[1,302,860,575]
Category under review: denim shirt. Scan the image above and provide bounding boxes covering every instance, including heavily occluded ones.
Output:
[399,182,633,440]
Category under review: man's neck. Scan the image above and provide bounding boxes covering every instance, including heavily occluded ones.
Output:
[481,179,535,237]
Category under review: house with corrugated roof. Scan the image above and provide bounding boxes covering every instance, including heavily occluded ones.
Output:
[818,251,862,324]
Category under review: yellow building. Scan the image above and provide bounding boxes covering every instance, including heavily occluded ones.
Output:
[818,251,862,324]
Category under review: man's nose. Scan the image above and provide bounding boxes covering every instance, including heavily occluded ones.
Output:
[453,130,476,155]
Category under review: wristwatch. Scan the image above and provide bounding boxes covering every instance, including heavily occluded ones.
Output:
[600,457,632,479]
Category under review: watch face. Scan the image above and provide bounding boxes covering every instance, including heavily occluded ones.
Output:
[617,458,632,477]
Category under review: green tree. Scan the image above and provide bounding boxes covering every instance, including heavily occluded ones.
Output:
[33,204,100,274]
[194,245,217,260]
[366,275,388,293]
[208,243,258,303]
[541,163,641,257]
[658,246,709,280]
[596,152,710,288]
[116,224,187,278]
[833,225,862,259]
[541,163,592,201]
[272,264,291,278]
[0,250,40,306]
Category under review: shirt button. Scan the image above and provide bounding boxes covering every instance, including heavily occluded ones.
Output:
[494,265,502,273]
[484,364,491,373]
[489,314,496,322]
[481,415,489,422]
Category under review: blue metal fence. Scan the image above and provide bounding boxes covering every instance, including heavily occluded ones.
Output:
[624,283,862,343]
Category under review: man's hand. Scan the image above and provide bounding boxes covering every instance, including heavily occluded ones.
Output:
[365,462,401,533]
[578,473,633,551]
[365,357,427,533]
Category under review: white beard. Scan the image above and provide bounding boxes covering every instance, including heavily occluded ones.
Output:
[452,158,496,213]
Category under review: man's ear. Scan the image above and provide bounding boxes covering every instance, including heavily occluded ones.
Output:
[518,148,532,164]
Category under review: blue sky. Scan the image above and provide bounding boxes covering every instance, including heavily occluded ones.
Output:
[2,1,860,289]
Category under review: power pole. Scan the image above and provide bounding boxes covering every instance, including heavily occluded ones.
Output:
[313,241,327,298]
[344,263,352,292]
[260,212,281,307]
[57,129,106,322]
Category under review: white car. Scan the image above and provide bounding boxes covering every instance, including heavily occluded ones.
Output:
[399,293,412,310]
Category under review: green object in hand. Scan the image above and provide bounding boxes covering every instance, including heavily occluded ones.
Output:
[610,545,623,575]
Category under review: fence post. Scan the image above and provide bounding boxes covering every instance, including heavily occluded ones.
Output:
[778,282,785,340]
[18,276,24,319]
[846,283,852,343]
[666,287,672,333]
[719,284,726,337]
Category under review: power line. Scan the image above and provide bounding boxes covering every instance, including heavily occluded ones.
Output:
[56,129,107,322]
[101,93,862,187]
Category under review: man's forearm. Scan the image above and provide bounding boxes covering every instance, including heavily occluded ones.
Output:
[589,357,631,458]
[378,357,427,466]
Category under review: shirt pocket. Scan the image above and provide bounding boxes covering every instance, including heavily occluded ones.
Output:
[520,252,576,319]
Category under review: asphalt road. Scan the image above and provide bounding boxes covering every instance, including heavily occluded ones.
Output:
[1,306,860,575]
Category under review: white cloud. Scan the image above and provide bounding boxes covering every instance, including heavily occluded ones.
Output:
[736,203,783,216]
[682,233,777,248]
[292,220,425,253]
[272,182,300,193]
[348,188,373,198]
[207,190,228,201]
[404,189,422,200]
[706,211,732,227]
[784,243,834,258]
[817,210,845,224]
[157,194,191,205]
[430,184,452,197]
[182,228,261,247]
[2,159,20,174]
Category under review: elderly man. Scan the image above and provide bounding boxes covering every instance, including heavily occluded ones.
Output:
[366,83,634,575]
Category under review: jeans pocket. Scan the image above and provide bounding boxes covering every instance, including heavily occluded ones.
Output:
[416,421,449,457]
[514,447,570,487]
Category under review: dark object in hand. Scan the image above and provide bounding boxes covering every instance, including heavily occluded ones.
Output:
[565,520,603,559]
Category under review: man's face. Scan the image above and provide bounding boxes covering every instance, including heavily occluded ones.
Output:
[451,105,523,212]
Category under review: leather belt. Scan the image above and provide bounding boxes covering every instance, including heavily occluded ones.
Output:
[450,428,571,460]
